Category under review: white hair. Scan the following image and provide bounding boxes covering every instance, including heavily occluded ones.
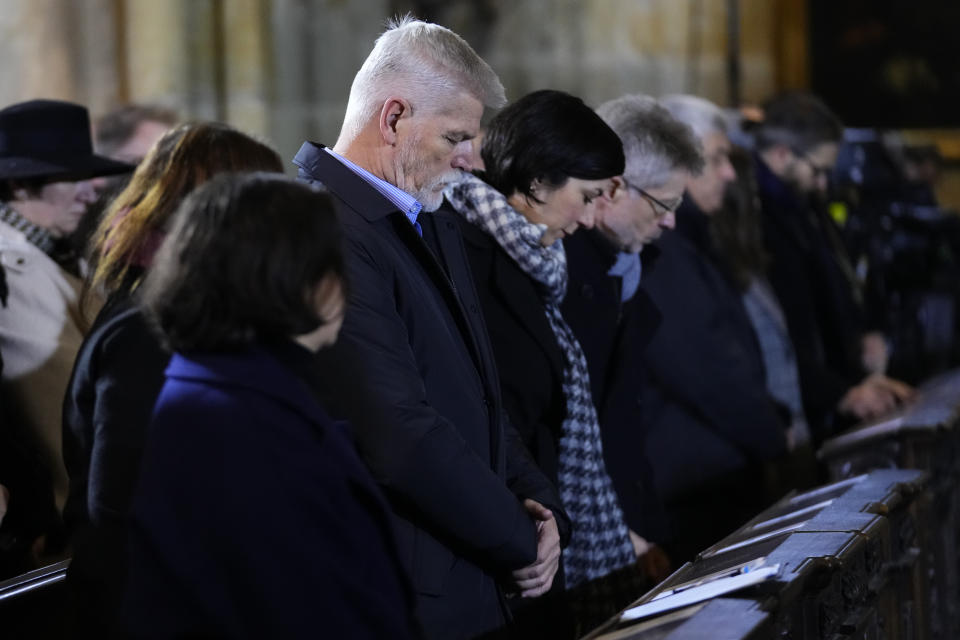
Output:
[596,94,704,189]
[659,94,729,142]
[339,16,506,142]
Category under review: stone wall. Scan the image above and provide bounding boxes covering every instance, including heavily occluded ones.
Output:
[0,0,787,162]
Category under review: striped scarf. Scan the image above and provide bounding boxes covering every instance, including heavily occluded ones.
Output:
[446,173,636,588]
[0,202,57,256]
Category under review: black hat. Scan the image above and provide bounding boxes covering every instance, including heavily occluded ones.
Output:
[0,99,134,182]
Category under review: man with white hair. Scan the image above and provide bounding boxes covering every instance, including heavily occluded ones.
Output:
[294,17,568,639]
[562,94,704,582]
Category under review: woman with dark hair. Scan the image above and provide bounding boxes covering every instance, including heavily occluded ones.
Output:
[444,89,639,634]
[121,173,415,637]
[61,122,284,631]
[711,146,816,494]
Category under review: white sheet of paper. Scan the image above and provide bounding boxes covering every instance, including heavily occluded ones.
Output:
[620,564,781,621]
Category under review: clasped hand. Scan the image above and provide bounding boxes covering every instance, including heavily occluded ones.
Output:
[509,499,560,598]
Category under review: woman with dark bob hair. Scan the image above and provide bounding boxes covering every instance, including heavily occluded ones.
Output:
[121,174,417,638]
[444,89,642,634]
[61,122,284,632]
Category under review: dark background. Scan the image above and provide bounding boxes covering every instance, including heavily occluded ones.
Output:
[811,0,960,128]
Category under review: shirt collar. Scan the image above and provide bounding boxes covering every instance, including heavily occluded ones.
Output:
[607,250,642,302]
[0,202,57,256]
[324,148,423,227]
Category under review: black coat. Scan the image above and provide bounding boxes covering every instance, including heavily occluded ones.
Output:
[61,298,169,630]
[457,219,566,487]
[562,230,668,543]
[455,213,580,636]
[755,157,865,436]
[121,342,417,638]
[638,204,787,505]
[293,143,569,640]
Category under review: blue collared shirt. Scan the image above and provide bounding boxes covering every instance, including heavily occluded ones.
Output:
[324,148,422,229]
[607,250,642,303]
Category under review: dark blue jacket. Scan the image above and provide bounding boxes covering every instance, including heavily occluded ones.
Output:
[755,156,864,436]
[638,203,787,504]
[62,298,168,631]
[121,342,418,638]
[562,229,668,544]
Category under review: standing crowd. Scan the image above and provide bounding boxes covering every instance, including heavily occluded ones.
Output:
[0,16,913,639]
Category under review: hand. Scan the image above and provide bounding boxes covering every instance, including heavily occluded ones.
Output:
[861,332,889,374]
[868,374,914,403]
[638,544,672,584]
[628,529,651,559]
[510,499,561,598]
[785,424,797,452]
[839,374,914,420]
[0,484,8,527]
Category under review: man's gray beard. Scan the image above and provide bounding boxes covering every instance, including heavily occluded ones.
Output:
[413,170,464,212]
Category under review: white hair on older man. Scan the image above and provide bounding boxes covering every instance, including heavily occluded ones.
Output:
[338,15,506,143]
[659,94,729,143]
[596,94,704,190]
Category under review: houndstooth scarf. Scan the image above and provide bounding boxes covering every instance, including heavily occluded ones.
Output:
[446,173,636,588]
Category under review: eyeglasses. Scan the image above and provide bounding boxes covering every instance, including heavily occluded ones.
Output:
[622,178,682,218]
[792,149,833,180]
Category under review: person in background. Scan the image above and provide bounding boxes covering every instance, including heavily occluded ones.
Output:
[68,104,179,261]
[122,173,417,638]
[93,104,180,166]
[562,93,704,586]
[62,122,284,633]
[445,89,634,636]
[293,17,568,639]
[711,144,819,495]
[752,92,912,436]
[637,94,788,563]
[0,100,132,561]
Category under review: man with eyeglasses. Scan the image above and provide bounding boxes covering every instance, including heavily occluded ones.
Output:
[562,94,716,573]
[753,92,912,438]
[606,93,792,563]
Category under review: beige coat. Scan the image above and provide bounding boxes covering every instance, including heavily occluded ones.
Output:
[0,219,94,509]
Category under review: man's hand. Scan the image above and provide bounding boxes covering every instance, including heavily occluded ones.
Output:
[510,499,561,598]
[628,529,651,558]
[629,530,672,584]
[638,544,672,584]
[861,332,889,374]
[839,374,914,420]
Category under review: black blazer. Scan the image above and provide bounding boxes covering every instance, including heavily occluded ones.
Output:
[293,143,568,640]
[121,343,417,638]
[61,298,169,630]
[638,204,788,505]
[562,230,668,543]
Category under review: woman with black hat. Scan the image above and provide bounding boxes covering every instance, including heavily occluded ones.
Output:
[0,99,132,562]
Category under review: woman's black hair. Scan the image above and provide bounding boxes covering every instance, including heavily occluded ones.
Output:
[141,172,346,352]
[480,89,625,200]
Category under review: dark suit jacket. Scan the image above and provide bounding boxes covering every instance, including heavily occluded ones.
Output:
[293,143,568,640]
[639,203,787,505]
[121,342,417,638]
[61,297,168,631]
[562,230,668,543]
[756,157,863,436]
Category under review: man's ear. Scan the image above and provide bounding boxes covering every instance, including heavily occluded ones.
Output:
[379,97,409,146]
[607,176,627,202]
